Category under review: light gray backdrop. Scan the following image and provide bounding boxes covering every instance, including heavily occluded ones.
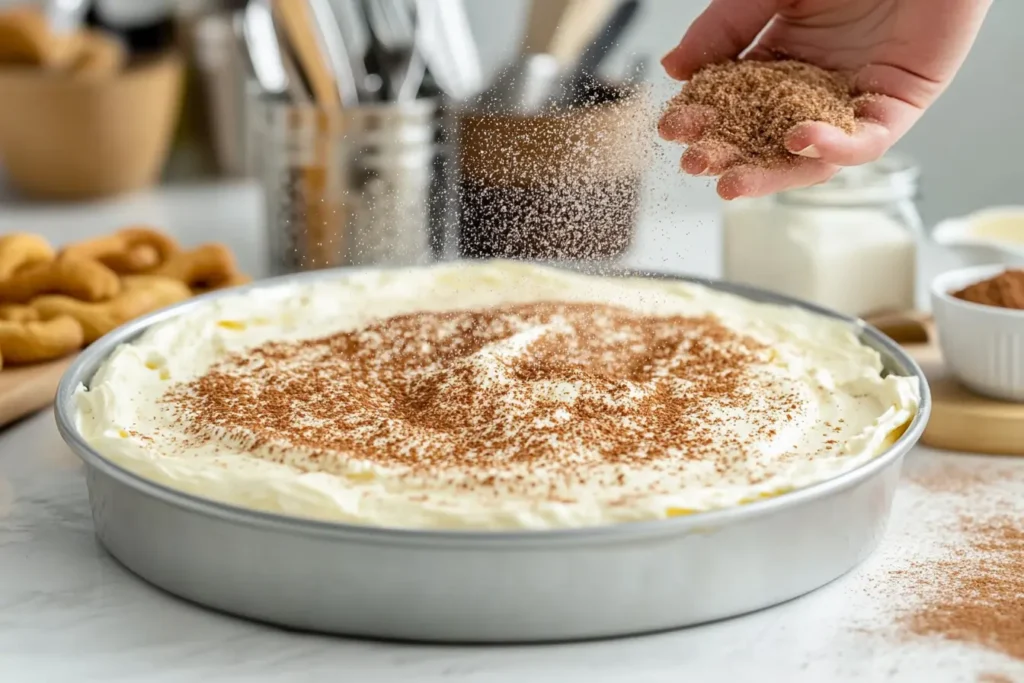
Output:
[0,0,1016,225]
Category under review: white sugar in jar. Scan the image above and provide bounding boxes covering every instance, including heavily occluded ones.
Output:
[722,156,921,318]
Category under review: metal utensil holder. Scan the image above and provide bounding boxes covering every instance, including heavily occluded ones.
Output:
[253,97,450,275]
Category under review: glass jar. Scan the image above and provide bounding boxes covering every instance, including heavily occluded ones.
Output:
[722,155,922,318]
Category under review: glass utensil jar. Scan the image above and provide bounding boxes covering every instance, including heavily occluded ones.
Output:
[252,97,449,276]
[722,155,922,318]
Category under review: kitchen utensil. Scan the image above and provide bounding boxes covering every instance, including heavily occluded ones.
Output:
[195,11,253,176]
[362,0,423,102]
[256,97,443,273]
[0,356,76,428]
[477,2,564,112]
[414,0,481,100]
[45,0,90,35]
[56,269,930,642]
[524,0,616,68]
[481,0,617,113]
[374,0,414,42]
[360,0,392,98]
[870,313,1024,456]
[307,0,360,106]
[436,0,480,87]
[238,0,288,96]
[554,0,641,107]
[0,52,183,199]
[275,21,312,104]
[520,0,573,57]
[270,0,345,272]
[270,0,344,109]
[395,2,430,103]
[327,0,379,100]
[573,0,640,78]
[395,41,426,103]
[930,264,1024,403]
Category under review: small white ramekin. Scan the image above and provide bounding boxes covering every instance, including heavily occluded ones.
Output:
[931,264,1024,402]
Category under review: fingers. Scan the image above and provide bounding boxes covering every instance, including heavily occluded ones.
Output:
[667,119,834,197]
[680,141,744,176]
[854,94,925,145]
[781,93,922,166]
[784,120,891,166]
[717,160,839,201]
[660,0,778,80]
[658,105,716,143]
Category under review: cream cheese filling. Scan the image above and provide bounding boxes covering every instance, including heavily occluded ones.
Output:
[74,261,920,530]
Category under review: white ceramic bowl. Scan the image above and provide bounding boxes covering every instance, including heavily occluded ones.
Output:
[931,264,1024,402]
[931,206,1024,269]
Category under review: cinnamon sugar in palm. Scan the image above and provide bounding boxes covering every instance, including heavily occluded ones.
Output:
[668,59,858,167]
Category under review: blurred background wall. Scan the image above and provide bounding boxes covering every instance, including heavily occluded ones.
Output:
[0,0,1018,224]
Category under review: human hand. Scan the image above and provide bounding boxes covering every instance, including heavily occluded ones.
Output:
[658,0,992,199]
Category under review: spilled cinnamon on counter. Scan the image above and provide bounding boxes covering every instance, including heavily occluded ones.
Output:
[901,515,1024,662]
[666,59,857,167]
[978,674,1014,683]
[952,269,1024,310]
[877,465,1024,666]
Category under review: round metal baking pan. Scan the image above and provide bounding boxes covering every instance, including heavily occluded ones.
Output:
[55,266,931,643]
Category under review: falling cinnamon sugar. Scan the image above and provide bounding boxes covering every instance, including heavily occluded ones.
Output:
[666,59,858,167]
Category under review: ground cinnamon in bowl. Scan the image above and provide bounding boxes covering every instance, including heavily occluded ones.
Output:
[665,59,857,168]
[952,269,1024,310]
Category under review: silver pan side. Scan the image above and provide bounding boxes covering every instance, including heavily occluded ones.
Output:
[55,265,931,642]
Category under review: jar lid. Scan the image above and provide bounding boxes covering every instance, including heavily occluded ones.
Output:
[777,153,920,206]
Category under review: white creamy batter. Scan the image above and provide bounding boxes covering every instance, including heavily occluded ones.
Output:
[74,261,920,530]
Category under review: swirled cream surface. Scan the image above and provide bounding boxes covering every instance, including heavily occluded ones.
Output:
[74,261,920,530]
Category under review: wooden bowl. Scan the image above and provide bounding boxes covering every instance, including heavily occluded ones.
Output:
[0,52,183,200]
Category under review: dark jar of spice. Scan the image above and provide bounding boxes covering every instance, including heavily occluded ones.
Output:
[454,87,650,262]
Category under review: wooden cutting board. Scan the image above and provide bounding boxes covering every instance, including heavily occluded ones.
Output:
[0,355,75,427]
[871,313,1024,456]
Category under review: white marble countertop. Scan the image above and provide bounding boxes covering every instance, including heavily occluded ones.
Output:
[0,180,1021,682]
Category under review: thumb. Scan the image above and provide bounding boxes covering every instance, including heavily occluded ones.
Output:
[661,0,779,80]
